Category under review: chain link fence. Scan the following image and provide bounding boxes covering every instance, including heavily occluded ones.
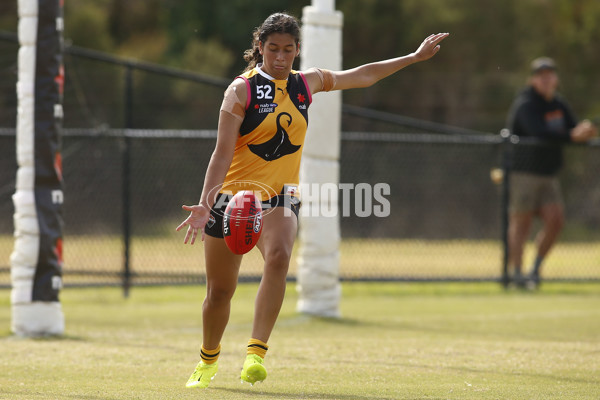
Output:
[2,129,599,289]
[1,34,599,290]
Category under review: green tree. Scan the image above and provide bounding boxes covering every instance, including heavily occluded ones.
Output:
[2,1,600,130]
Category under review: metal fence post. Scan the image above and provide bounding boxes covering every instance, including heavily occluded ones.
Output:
[122,64,133,297]
[500,129,515,288]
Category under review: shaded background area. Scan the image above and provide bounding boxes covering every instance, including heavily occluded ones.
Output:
[1,1,599,131]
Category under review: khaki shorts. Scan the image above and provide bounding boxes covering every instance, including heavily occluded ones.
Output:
[509,172,563,214]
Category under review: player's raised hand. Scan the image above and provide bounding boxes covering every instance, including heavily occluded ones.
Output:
[413,33,450,62]
[176,204,210,245]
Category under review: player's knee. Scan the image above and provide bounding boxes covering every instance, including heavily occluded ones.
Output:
[204,285,236,306]
[264,246,292,271]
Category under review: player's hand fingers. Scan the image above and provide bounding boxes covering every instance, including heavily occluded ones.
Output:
[184,226,199,245]
[177,205,194,231]
[181,205,196,215]
[183,226,191,244]
[433,32,449,42]
[428,34,448,51]
[176,219,188,232]
[416,33,448,60]
[178,204,210,243]
[190,227,198,245]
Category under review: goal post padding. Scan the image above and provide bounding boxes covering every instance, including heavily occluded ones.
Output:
[11,0,65,336]
[297,5,343,318]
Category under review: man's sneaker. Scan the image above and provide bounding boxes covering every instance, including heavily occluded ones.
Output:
[186,361,218,388]
[526,271,541,290]
[240,354,267,385]
[512,271,527,289]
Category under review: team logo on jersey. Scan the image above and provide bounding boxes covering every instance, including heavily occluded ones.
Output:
[248,112,301,161]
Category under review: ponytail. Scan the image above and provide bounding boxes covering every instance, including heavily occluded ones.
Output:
[243,29,263,72]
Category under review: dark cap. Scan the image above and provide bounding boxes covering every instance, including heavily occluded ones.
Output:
[530,57,557,74]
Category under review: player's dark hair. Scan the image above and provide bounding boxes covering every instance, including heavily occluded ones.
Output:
[243,13,300,73]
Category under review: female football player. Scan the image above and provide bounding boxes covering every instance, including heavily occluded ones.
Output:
[177,12,448,388]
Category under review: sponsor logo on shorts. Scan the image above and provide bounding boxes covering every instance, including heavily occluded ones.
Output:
[207,215,216,228]
[223,214,230,236]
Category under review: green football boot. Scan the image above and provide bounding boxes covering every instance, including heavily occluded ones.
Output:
[186,361,218,389]
[240,354,267,385]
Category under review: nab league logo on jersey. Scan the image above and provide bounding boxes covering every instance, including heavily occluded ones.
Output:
[255,103,278,114]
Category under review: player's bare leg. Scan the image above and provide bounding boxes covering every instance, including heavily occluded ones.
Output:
[187,235,242,389]
[240,206,297,384]
[530,203,564,284]
[253,206,297,342]
[535,203,564,260]
[508,212,533,285]
[203,235,243,349]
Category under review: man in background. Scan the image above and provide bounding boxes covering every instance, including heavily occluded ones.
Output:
[506,57,597,288]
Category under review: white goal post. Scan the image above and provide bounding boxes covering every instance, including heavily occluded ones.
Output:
[11,0,65,336]
[297,1,343,317]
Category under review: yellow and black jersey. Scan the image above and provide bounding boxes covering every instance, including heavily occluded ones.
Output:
[222,66,312,201]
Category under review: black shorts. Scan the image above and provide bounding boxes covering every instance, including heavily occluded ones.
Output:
[204,193,301,239]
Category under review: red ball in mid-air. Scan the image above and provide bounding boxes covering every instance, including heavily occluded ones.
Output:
[223,191,263,254]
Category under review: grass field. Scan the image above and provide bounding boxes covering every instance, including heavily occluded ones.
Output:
[1,282,599,399]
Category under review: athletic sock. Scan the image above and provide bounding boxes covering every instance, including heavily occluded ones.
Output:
[247,338,268,359]
[531,256,543,275]
[513,264,522,275]
[200,344,221,365]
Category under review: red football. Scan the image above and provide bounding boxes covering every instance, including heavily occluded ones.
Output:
[223,191,263,254]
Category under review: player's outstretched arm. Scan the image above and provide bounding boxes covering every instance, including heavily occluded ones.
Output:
[305,33,449,93]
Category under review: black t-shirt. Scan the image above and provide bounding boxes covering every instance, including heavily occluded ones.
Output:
[506,87,577,175]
